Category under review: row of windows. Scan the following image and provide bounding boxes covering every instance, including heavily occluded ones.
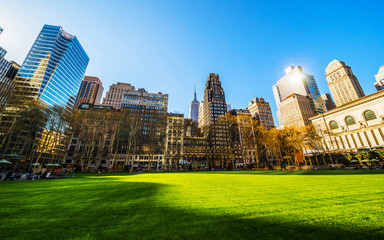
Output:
[329,110,377,129]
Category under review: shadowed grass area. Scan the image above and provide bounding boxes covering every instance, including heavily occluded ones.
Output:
[0,171,383,239]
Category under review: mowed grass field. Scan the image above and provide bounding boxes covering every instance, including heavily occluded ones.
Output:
[1,171,384,240]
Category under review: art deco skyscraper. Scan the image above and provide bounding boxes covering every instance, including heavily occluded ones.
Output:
[14,25,89,108]
[189,86,199,123]
[201,73,229,167]
[74,76,104,108]
[325,60,365,107]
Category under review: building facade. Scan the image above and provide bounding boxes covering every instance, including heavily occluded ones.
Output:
[165,113,184,168]
[0,27,19,109]
[374,65,384,91]
[14,25,89,108]
[279,94,315,128]
[120,87,168,166]
[74,76,104,108]
[201,73,230,167]
[248,97,275,130]
[198,100,205,127]
[321,93,336,111]
[102,82,135,109]
[310,90,384,152]
[273,66,324,127]
[189,87,199,123]
[325,60,365,107]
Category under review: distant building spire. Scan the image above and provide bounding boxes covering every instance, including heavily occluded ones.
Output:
[189,85,199,122]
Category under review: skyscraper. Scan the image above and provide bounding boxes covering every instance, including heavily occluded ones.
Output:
[0,27,19,109]
[321,93,336,111]
[74,76,104,108]
[325,60,365,107]
[102,82,135,109]
[279,94,315,127]
[374,65,384,91]
[189,86,199,123]
[201,73,229,167]
[14,25,89,108]
[273,66,324,127]
[248,97,274,130]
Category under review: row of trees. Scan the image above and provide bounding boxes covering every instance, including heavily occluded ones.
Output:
[1,93,367,172]
[215,113,336,170]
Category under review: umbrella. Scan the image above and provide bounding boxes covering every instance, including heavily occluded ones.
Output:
[30,163,40,166]
[52,163,61,166]
[0,159,12,164]
[350,160,359,163]
[45,163,54,166]
[361,160,370,162]
[370,159,380,162]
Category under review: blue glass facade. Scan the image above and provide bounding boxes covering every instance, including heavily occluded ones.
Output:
[303,73,325,114]
[15,25,89,108]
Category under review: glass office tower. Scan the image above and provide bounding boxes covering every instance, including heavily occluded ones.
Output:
[273,66,325,117]
[15,25,89,108]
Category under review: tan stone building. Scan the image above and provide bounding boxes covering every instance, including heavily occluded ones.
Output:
[310,90,384,152]
[279,94,315,128]
[165,113,184,168]
[248,97,275,130]
[102,82,135,109]
[325,60,365,107]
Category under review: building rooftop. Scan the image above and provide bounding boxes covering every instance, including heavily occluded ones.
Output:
[377,65,384,74]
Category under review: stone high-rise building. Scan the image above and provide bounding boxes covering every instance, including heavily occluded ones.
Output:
[273,66,324,127]
[248,97,275,130]
[189,86,199,123]
[74,76,104,108]
[0,27,19,109]
[374,65,384,91]
[102,82,135,109]
[165,113,184,168]
[321,93,336,111]
[279,94,315,128]
[201,73,230,167]
[198,100,205,127]
[325,60,365,107]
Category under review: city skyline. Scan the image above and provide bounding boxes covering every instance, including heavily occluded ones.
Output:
[0,1,383,125]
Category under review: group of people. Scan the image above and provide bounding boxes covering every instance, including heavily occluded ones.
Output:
[2,167,69,182]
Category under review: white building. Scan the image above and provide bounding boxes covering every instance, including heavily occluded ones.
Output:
[310,90,384,152]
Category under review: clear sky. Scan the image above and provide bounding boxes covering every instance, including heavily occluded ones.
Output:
[0,0,383,125]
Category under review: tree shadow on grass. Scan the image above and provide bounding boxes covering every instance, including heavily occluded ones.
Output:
[0,178,383,240]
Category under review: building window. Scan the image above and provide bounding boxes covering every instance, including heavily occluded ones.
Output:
[364,131,372,148]
[378,128,384,141]
[345,116,356,125]
[371,130,379,146]
[329,120,339,129]
[357,133,364,146]
[344,135,351,149]
[364,110,377,121]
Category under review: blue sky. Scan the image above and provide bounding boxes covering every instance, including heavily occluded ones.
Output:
[0,0,383,125]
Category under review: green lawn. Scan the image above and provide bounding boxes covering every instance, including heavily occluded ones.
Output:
[1,171,384,240]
